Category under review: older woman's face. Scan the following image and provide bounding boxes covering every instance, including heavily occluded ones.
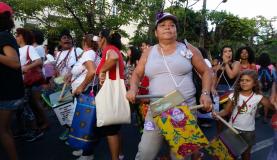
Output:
[240,49,249,60]
[155,19,177,41]
[60,35,73,50]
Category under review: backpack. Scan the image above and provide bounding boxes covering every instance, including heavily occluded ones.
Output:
[258,66,273,92]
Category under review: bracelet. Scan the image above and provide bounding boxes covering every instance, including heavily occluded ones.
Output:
[201,91,210,96]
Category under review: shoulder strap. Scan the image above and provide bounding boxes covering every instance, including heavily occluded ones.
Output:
[55,49,71,71]
[55,51,62,66]
[74,48,77,62]
[160,46,186,87]
[265,69,272,79]
[26,46,31,64]
[93,51,99,64]
[231,92,254,123]
[259,67,272,80]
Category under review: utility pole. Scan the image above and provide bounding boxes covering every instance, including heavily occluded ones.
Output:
[199,0,228,48]
[199,0,207,48]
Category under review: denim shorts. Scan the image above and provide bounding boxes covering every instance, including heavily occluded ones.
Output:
[0,98,24,110]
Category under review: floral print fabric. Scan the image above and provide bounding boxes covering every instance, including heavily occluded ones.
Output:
[154,106,209,159]
[204,137,235,160]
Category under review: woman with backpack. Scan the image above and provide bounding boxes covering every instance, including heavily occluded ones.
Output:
[257,53,276,123]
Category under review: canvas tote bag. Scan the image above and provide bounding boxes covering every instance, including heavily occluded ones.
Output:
[95,55,131,127]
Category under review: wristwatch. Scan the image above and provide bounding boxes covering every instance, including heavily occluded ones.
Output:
[201,91,210,96]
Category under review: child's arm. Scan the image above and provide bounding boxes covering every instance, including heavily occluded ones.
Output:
[216,99,234,117]
[260,96,277,111]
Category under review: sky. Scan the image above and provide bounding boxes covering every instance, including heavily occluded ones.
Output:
[189,0,277,27]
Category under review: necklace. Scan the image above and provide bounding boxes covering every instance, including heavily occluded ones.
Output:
[160,45,186,88]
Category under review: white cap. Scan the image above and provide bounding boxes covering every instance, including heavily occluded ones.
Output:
[93,36,99,42]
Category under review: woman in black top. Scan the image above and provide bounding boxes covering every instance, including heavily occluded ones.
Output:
[215,46,240,133]
[0,3,24,160]
[216,46,240,96]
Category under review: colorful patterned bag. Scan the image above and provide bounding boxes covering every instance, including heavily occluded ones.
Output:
[154,106,209,159]
[68,93,97,150]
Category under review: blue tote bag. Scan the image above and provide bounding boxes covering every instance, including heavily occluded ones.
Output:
[68,93,97,150]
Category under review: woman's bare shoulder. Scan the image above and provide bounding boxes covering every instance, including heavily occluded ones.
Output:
[232,61,241,66]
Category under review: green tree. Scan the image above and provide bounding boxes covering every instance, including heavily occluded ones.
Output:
[130,0,164,46]
[3,0,143,44]
[207,10,258,55]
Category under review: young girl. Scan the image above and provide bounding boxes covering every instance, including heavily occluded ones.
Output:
[214,69,276,160]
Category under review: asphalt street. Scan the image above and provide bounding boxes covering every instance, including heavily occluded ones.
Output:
[0,108,275,160]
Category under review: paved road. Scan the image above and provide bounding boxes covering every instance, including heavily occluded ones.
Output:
[0,108,275,160]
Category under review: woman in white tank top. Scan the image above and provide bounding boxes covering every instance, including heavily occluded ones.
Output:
[126,12,213,160]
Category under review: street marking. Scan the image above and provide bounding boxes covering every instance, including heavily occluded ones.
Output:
[251,138,274,153]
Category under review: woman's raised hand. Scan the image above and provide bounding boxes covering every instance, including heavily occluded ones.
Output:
[223,54,231,64]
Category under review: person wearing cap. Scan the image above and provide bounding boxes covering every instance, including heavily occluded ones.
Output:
[70,34,101,160]
[0,2,24,160]
[71,34,101,96]
[126,12,212,160]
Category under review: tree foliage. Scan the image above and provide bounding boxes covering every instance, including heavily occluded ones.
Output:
[3,0,276,60]
[3,0,143,42]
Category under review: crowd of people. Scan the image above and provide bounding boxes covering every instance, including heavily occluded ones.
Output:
[0,2,277,160]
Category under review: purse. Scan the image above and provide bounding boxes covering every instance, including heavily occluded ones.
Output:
[95,58,131,127]
[23,46,44,86]
[68,92,97,150]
